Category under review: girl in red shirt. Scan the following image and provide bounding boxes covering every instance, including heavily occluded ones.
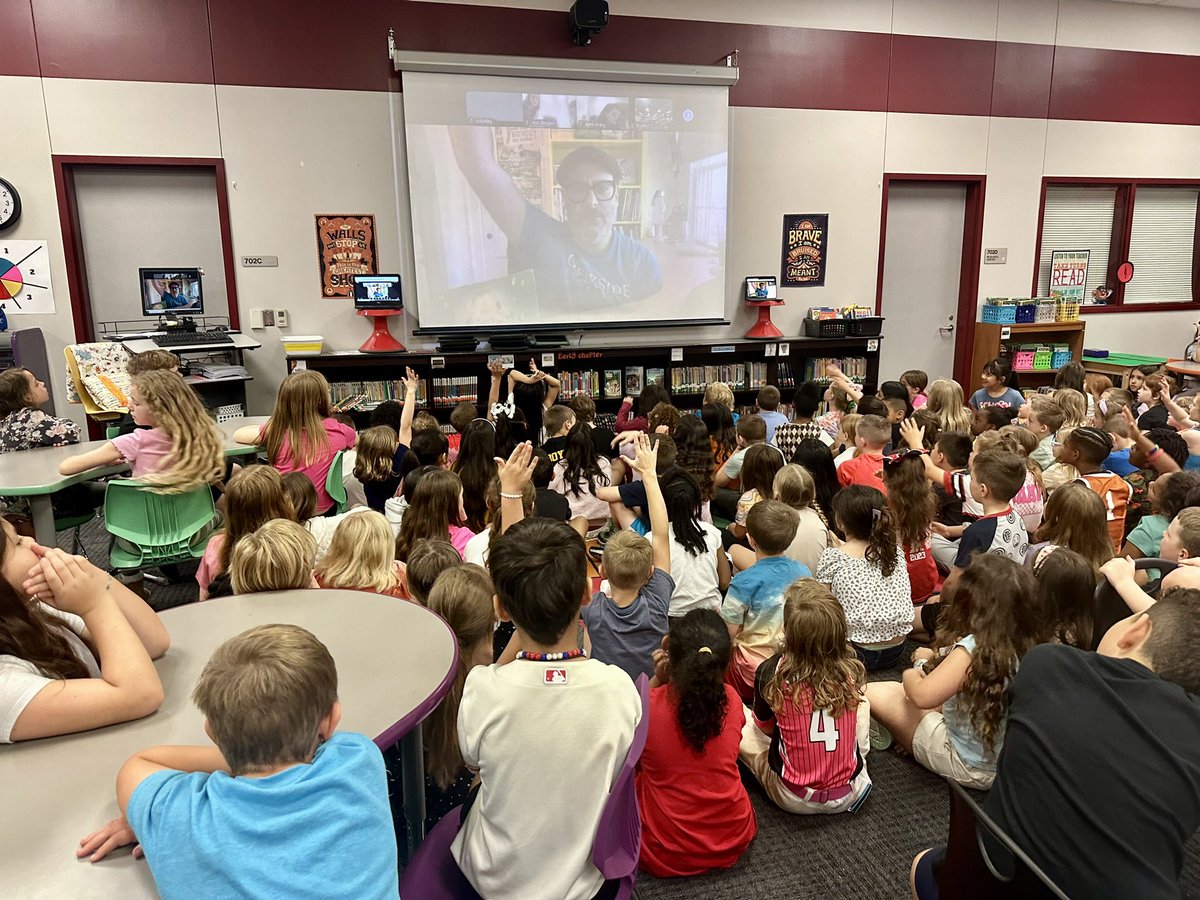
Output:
[884,449,938,603]
[636,609,756,877]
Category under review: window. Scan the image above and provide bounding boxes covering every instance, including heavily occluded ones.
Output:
[688,152,727,250]
[1034,180,1200,311]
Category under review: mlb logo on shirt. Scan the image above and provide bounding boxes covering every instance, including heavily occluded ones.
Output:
[544,668,568,685]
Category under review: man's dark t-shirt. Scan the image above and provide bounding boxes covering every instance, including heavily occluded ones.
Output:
[511,204,662,309]
[985,643,1200,900]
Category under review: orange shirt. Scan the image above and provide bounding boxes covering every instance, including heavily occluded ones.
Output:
[1076,471,1130,552]
[837,452,887,494]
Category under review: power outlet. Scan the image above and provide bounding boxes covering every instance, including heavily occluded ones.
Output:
[275,309,289,328]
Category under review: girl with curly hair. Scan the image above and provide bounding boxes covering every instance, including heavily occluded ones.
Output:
[635,609,755,876]
[739,579,872,814]
[884,450,938,603]
[865,554,1050,789]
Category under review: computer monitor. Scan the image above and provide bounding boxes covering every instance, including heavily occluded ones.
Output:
[353,274,403,310]
[140,268,204,316]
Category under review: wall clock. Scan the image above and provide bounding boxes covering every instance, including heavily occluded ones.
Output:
[0,179,21,232]
[0,240,56,315]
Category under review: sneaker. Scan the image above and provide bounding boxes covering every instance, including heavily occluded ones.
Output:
[869,718,893,751]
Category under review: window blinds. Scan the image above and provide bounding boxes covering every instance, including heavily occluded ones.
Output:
[1124,187,1198,304]
[1036,186,1117,296]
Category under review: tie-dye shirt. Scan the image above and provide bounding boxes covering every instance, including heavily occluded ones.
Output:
[721,556,811,662]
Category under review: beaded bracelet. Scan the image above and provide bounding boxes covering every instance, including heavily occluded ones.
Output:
[499,491,524,500]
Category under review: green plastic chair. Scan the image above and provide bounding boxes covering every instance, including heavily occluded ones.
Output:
[105,480,217,572]
[104,424,121,439]
[325,451,347,514]
[55,512,96,555]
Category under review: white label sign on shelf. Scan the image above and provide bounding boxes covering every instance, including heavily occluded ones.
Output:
[670,347,683,362]
[1000,327,1012,340]
[431,356,445,369]
[541,352,555,368]
[778,343,790,356]
[764,344,776,357]
[867,339,879,352]
[712,344,735,353]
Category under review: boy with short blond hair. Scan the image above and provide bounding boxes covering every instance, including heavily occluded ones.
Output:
[837,414,890,492]
[721,499,808,703]
[1027,396,1065,470]
[100,624,398,897]
[585,436,674,680]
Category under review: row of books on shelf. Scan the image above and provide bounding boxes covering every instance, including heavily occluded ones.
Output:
[330,379,424,412]
[428,376,479,408]
[802,357,867,383]
[669,364,769,395]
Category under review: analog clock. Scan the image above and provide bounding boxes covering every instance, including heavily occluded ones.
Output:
[0,240,55,315]
[0,179,21,232]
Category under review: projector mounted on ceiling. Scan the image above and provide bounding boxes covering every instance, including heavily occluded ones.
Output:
[569,0,609,46]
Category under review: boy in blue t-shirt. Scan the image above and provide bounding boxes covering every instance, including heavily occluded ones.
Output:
[79,624,398,899]
[721,500,810,703]
[584,434,674,679]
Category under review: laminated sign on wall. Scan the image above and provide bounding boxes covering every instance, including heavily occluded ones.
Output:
[780,214,828,287]
[1049,250,1089,304]
[315,214,378,297]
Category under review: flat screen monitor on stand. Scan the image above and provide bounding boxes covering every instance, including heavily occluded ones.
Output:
[353,273,405,353]
[140,268,204,320]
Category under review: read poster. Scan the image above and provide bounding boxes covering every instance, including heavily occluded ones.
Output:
[1049,249,1090,305]
[315,214,378,297]
[780,214,828,287]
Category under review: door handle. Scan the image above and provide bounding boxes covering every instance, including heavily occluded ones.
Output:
[939,325,955,334]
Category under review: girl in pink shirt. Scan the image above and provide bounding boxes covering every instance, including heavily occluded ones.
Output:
[234,370,356,514]
[393,468,476,562]
[59,370,224,491]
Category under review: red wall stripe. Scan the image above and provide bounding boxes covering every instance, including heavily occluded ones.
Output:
[5,0,1200,129]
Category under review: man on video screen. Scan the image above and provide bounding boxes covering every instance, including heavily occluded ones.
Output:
[161,281,193,309]
[451,128,661,310]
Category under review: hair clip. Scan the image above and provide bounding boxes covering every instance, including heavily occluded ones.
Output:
[698,646,713,655]
[491,395,516,419]
[871,507,882,523]
[882,447,927,469]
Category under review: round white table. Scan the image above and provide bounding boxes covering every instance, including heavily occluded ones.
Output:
[0,416,269,546]
[0,588,457,899]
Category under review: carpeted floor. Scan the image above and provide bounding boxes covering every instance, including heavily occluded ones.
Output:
[61,516,1200,900]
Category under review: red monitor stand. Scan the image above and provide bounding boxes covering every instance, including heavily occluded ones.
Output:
[745,299,785,339]
[357,308,405,353]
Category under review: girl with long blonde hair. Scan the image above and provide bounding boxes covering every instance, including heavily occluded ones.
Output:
[314,510,404,597]
[738,579,872,814]
[422,564,495,826]
[59,370,224,493]
[925,379,972,434]
[196,465,295,600]
[233,369,362,514]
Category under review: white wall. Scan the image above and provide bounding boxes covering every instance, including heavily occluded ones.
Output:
[5,0,1200,428]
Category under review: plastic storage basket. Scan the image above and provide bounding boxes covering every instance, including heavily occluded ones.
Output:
[1033,345,1053,370]
[847,316,884,337]
[803,317,849,338]
[981,301,1017,325]
[1055,299,1080,322]
[1035,298,1057,323]
[1015,300,1037,323]
[1051,344,1073,369]
[281,335,324,356]
[1012,345,1036,371]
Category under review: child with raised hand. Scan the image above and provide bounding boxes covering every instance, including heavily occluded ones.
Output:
[422,564,495,829]
[722,500,810,702]
[83,624,398,895]
[636,609,756,876]
[647,470,729,617]
[352,367,417,512]
[452,418,499,532]
[507,358,560,444]
[234,369,357,514]
[731,462,830,573]
[456,504,639,899]
[1025,481,1113,572]
[227,519,318,596]
[739,579,872,814]
[393,469,475,562]
[866,554,1045,789]
[197,465,295,600]
[59,370,224,492]
[883,449,938,604]
[584,433,673,680]
[969,357,1023,410]
[1,519,168,744]
[463,480,535,568]
[314,510,405,597]
[816,485,913,670]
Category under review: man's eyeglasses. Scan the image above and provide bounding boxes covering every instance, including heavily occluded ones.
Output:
[563,180,617,203]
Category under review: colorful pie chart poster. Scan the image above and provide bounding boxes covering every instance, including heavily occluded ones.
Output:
[0,240,55,315]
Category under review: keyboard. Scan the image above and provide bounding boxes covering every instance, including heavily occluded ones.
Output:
[152,330,234,347]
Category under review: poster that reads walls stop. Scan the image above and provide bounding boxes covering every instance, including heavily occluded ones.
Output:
[315,214,378,297]
[780,214,828,288]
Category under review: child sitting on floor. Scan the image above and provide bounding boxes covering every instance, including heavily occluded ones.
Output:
[453,519,640,899]
[584,434,673,681]
[91,624,398,896]
[646,471,729,617]
[721,500,809,703]
[739,579,872,814]
[636,609,756,876]
[393,469,475,562]
[403,538,462,607]
[281,472,371,565]
[197,465,294,600]
[836,414,890,493]
[1058,426,1130,552]
[226,519,318,596]
[314,511,405,597]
